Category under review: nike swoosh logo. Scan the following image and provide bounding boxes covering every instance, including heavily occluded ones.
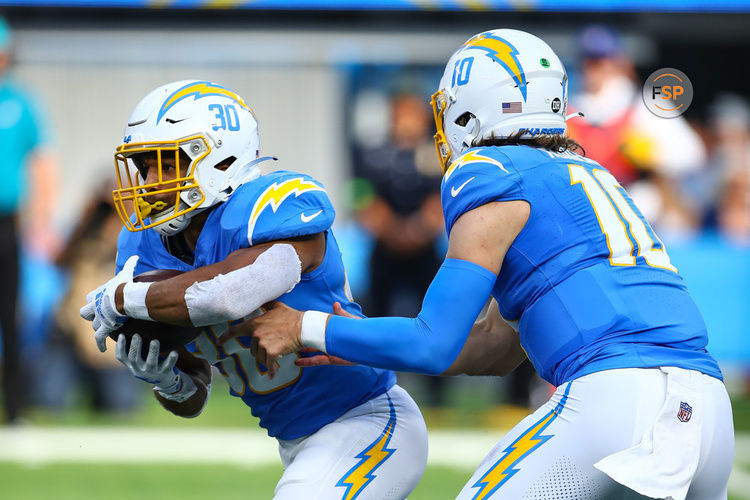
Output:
[300,210,323,223]
[451,177,475,197]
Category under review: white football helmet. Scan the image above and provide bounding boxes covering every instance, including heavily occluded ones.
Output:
[113,80,264,235]
[431,29,569,172]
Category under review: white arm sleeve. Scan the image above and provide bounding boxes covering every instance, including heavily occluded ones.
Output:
[184,243,302,327]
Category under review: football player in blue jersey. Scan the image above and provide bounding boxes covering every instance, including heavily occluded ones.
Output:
[241,30,735,499]
[79,80,427,500]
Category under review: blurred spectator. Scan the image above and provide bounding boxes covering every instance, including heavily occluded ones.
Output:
[39,183,141,413]
[708,94,750,243]
[568,25,704,240]
[0,16,60,424]
[352,93,446,405]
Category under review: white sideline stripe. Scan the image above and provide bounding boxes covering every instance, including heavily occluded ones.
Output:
[736,434,750,465]
[0,428,279,467]
[1,427,748,494]
[426,430,499,470]
[729,436,750,500]
[0,427,497,468]
[729,466,750,499]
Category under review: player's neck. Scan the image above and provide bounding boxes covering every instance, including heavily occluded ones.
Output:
[183,209,212,252]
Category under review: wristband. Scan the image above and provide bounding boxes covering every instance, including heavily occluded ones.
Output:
[301,310,329,352]
[122,281,153,321]
[156,372,197,403]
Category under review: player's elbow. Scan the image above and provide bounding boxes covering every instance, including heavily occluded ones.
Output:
[409,319,464,375]
[177,407,206,419]
[155,379,210,417]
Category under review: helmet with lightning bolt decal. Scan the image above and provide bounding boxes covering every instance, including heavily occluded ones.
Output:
[431,29,570,172]
[113,80,268,236]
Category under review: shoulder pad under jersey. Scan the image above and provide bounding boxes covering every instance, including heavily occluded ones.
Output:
[220,170,335,246]
[441,147,524,235]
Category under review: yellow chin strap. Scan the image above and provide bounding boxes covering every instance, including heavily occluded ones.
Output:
[136,199,168,217]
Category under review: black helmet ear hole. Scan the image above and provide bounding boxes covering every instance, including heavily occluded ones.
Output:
[455,112,475,127]
[213,156,237,172]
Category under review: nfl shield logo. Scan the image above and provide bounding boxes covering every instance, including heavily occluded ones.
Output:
[678,401,693,422]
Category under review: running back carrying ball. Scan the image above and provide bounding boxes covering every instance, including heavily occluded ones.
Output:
[109,269,203,356]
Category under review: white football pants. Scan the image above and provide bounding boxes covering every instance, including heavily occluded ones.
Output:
[457,367,734,500]
[275,384,428,500]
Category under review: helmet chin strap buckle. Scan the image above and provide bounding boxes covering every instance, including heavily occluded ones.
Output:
[221,155,279,195]
[248,155,278,169]
[565,111,584,121]
[444,87,457,104]
[460,118,481,150]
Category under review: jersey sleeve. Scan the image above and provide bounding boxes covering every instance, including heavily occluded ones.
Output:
[115,226,192,275]
[116,228,153,275]
[220,171,336,248]
[441,148,524,235]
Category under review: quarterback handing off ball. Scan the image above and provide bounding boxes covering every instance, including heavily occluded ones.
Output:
[109,269,203,356]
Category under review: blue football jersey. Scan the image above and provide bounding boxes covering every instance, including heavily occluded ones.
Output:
[441,146,722,386]
[117,170,396,439]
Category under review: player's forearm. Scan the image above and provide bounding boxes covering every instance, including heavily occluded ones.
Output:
[312,259,496,375]
[154,374,210,418]
[113,255,247,325]
[441,315,495,376]
[442,299,526,376]
[442,318,525,376]
[155,350,212,418]
[115,244,301,326]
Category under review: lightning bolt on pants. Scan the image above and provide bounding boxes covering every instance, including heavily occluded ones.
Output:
[275,385,427,500]
[455,368,733,500]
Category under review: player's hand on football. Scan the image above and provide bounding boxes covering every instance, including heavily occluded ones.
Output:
[295,302,357,368]
[115,333,180,393]
[219,301,303,379]
[80,255,139,352]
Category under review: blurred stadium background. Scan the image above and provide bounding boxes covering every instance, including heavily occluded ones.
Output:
[1,1,750,498]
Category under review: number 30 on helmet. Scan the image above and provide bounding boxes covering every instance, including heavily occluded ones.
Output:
[112,80,263,236]
[431,29,570,172]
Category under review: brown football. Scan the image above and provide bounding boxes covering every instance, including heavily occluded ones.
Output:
[109,269,203,357]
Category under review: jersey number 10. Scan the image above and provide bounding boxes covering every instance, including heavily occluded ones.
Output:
[569,164,677,272]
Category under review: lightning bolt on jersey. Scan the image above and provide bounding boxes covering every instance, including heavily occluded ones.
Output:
[116,170,395,439]
[441,146,722,386]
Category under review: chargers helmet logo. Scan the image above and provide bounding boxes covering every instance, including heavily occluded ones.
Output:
[460,32,528,102]
[157,81,252,123]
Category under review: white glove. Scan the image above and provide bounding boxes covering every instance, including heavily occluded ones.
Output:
[116,334,197,402]
[80,255,138,352]
[116,333,180,391]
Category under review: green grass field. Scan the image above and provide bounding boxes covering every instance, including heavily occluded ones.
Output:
[2,382,747,499]
[0,462,746,500]
[0,463,470,500]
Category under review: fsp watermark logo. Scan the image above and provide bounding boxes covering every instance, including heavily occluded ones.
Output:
[642,68,693,118]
